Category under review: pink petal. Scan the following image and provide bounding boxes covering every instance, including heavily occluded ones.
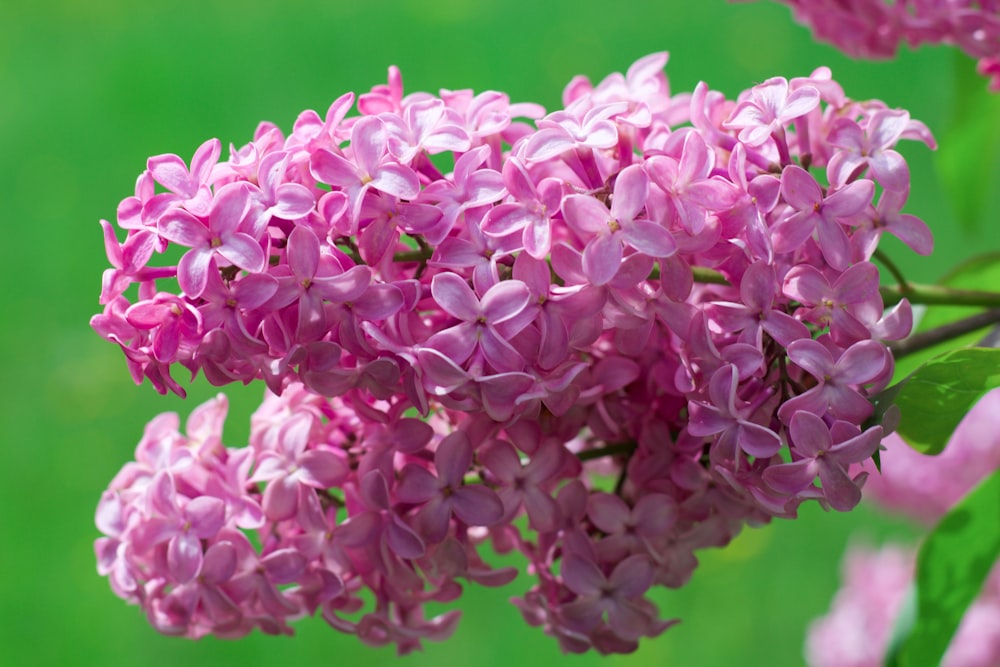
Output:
[432,272,480,322]
[168,532,203,583]
[582,233,623,286]
[452,485,504,527]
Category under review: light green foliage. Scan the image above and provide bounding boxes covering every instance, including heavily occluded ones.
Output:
[880,348,1000,454]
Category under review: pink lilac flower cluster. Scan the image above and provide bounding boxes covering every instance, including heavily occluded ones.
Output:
[805,389,1000,666]
[758,0,1000,91]
[94,53,935,653]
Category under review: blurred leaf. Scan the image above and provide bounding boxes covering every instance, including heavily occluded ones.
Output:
[879,348,1000,454]
[935,57,1000,231]
[893,469,1000,666]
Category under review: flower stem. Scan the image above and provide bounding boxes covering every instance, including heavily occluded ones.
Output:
[879,284,1000,307]
[889,309,1000,358]
[576,442,636,462]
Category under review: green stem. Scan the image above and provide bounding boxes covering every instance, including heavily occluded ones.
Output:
[880,284,1000,308]
[576,442,636,462]
[889,309,1000,358]
[873,248,910,290]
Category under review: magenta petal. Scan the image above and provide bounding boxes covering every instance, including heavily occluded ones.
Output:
[129,516,176,553]
[185,496,226,538]
[287,225,320,281]
[480,281,530,323]
[524,127,574,161]
[524,214,553,259]
[200,541,237,584]
[272,183,316,218]
[168,532,203,583]
[780,165,822,209]
[582,233,623,286]
[835,340,887,383]
[148,154,193,194]
[310,149,359,187]
[298,450,348,488]
[610,165,649,222]
[435,432,473,485]
[562,554,604,596]
[210,183,251,234]
[432,273,480,322]
[177,247,213,297]
[479,372,534,421]
[388,515,426,558]
[415,347,470,394]
[158,210,210,247]
[824,179,874,218]
[262,548,307,584]
[869,150,909,192]
[887,213,933,255]
[737,421,782,458]
[588,493,628,533]
[480,327,525,372]
[762,459,817,494]
[609,554,654,597]
[523,487,561,532]
[217,232,265,273]
[263,475,299,521]
[789,411,831,456]
[563,194,611,234]
[371,162,420,200]
[817,461,862,511]
[426,322,477,368]
[452,485,504,527]
[481,440,521,482]
[622,219,676,258]
[396,465,440,504]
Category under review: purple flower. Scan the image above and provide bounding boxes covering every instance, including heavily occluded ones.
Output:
[396,431,504,542]
[157,183,266,298]
[562,164,675,285]
[763,412,881,511]
[425,273,532,374]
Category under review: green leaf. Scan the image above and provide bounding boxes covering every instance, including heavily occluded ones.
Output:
[880,348,1000,454]
[893,469,1000,666]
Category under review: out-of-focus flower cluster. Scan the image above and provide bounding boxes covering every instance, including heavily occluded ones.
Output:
[806,389,1000,666]
[93,54,934,653]
[807,544,1000,667]
[759,0,1000,91]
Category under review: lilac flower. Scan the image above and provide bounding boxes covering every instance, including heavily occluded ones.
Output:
[425,273,532,374]
[562,164,675,285]
[772,164,874,269]
[129,471,227,583]
[309,116,421,229]
[146,138,220,217]
[395,431,504,543]
[779,338,889,423]
[723,77,820,147]
[157,183,266,298]
[560,554,656,641]
[764,412,881,510]
[827,109,912,191]
[688,364,782,462]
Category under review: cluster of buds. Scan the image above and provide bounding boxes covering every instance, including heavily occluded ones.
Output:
[759,0,1000,91]
[94,53,934,653]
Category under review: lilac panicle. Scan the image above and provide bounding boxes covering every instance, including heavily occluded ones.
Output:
[94,53,935,654]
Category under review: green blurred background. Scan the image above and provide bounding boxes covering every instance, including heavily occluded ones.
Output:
[3,1,998,665]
